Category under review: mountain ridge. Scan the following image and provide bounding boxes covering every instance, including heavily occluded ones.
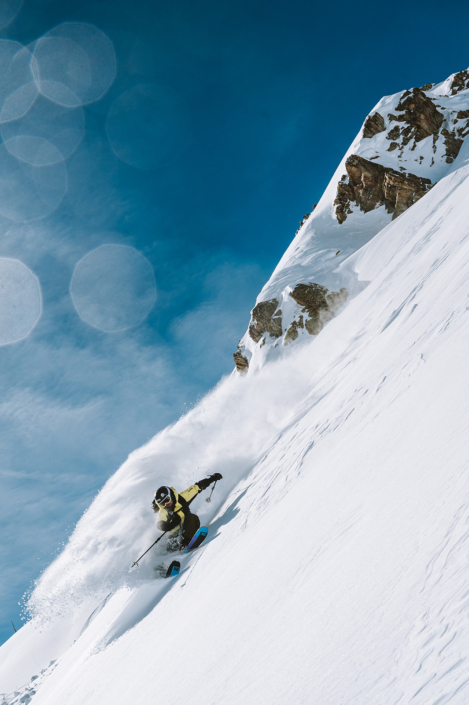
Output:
[233,66,469,373]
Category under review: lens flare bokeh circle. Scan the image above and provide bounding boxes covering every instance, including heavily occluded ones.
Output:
[32,22,116,107]
[70,244,157,332]
[0,258,42,345]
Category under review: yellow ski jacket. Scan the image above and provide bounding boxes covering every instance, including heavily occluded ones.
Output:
[153,484,201,534]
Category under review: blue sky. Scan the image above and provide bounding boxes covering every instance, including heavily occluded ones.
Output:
[0,0,469,644]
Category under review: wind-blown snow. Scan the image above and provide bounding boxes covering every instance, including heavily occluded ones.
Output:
[2,84,469,705]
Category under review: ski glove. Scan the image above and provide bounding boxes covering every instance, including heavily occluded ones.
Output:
[196,473,223,491]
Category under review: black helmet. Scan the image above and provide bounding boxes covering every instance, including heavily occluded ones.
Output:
[154,486,176,510]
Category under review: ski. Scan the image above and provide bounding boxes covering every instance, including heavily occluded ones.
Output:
[162,528,208,576]
[184,526,208,553]
[165,560,181,578]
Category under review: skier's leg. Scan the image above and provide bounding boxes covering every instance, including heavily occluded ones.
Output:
[182,513,200,547]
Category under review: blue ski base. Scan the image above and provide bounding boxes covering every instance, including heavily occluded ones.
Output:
[166,560,181,578]
[184,526,208,553]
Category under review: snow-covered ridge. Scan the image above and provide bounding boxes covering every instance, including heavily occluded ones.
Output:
[234,67,469,374]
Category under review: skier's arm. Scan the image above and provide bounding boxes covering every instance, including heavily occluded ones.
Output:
[195,473,223,491]
[179,484,202,503]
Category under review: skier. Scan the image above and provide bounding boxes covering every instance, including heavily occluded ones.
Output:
[152,474,222,549]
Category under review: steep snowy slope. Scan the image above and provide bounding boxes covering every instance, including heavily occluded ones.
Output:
[2,73,469,705]
[234,67,469,373]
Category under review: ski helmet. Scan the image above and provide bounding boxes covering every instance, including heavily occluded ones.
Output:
[154,486,175,510]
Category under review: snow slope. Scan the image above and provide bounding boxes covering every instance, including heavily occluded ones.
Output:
[2,79,469,704]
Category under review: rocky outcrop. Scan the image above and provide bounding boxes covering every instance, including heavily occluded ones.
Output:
[384,170,433,219]
[389,88,444,143]
[455,110,469,138]
[441,128,464,163]
[248,299,282,343]
[233,346,249,373]
[387,126,400,142]
[336,157,389,218]
[363,112,386,139]
[334,174,354,223]
[286,283,348,340]
[450,70,469,96]
[334,155,432,224]
[284,315,304,344]
[295,211,312,235]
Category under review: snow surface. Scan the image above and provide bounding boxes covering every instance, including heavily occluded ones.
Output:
[2,76,469,704]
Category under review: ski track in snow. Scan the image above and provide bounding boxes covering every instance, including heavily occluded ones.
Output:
[392,499,469,705]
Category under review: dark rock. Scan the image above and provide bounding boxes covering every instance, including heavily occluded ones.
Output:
[441,128,464,163]
[233,347,249,373]
[248,299,282,343]
[334,154,432,224]
[290,283,329,315]
[450,69,469,96]
[295,211,312,235]
[384,170,432,219]
[289,283,348,336]
[387,126,401,141]
[456,110,469,138]
[390,88,444,142]
[388,142,399,151]
[399,124,416,147]
[284,315,304,345]
[420,83,434,91]
[334,177,355,224]
[342,155,388,213]
[363,112,386,138]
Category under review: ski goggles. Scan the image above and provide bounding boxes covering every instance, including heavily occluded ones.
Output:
[156,493,173,509]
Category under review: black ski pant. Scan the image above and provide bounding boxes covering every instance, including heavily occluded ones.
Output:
[182,512,200,547]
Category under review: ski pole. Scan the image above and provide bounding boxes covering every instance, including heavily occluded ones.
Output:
[131,531,168,568]
[206,480,218,503]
